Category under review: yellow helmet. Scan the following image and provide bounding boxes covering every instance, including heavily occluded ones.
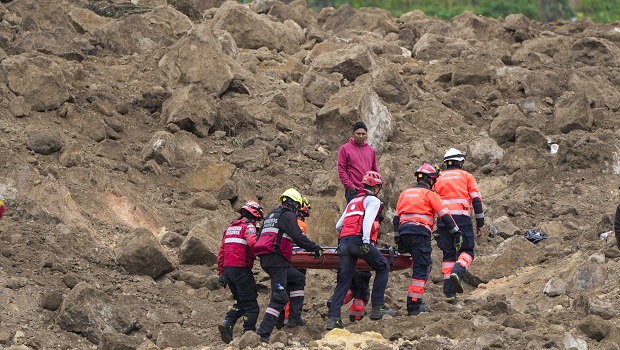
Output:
[279,188,303,207]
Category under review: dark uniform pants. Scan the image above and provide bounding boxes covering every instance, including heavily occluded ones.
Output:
[399,234,432,313]
[328,236,389,319]
[437,220,475,296]
[256,266,306,340]
[223,267,259,331]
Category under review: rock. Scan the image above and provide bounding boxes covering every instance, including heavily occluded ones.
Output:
[40,290,64,311]
[370,67,409,105]
[467,236,545,286]
[466,136,504,167]
[98,333,145,350]
[178,214,231,265]
[9,96,31,118]
[563,333,588,350]
[114,228,175,278]
[572,263,607,291]
[503,14,539,42]
[310,44,378,82]
[68,7,113,34]
[301,70,341,107]
[160,84,218,137]
[26,130,63,155]
[140,131,203,167]
[59,143,86,167]
[490,104,529,145]
[62,272,81,289]
[570,37,620,67]
[155,324,204,348]
[184,161,236,192]
[514,126,547,148]
[554,92,593,133]
[451,60,493,86]
[237,330,261,348]
[577,314,609,341]
[268,0,317,28]
[213,29,238,58]
[160,231,184,248]
[212,2,303,54]
[5,277,28,290]
[490,215,520,238]
[56,282,135,344]
[322,4,398,35]
[413,33,469,61]
[158,24,234,95]
[542,277,568,297]
[12,29,85,61]
[0,54,70,111]
[316,85,393,153]
[170,270,209,289]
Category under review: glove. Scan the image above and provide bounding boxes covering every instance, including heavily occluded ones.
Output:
[360,243,371,255]
[311,248,324,259]
[432,231,440,241]
[218,275,227,288]
[453,232,463,251]
[395,236,407,253]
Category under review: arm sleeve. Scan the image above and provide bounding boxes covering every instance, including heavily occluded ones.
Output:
[371,148,379,172]
[472,197,484,227]
[337,146,355,190]
[615,205,620,248]
[246,225,257,249]
[336,210,346,233]
[283,212,321,252]
[468,173,484,227]
[362,197,380,244]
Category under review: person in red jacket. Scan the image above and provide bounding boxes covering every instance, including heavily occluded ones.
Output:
[254,188,323,343]
[434,148,485,303]
[217,200,264,344]
[394,164,461,316]
[0,195,6,219]
[326,171,395,330]
[338,121,379,203]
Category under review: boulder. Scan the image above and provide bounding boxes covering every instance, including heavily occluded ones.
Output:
[490,104,529,145]
[503,14,541,42]
[569,69,620,111]
[554,92,593,133]
[69,7,114,34]
[571,263,607,291]
[542,277,568,297]
[301,70,341,107]
[309,44,378,82]
[8,96,30,118]
[413,33,469,61]
[184,161,236,192]
[158,24,234,95]
[577,315,609,341]
[370,67,409,105]
[156,324,204,348]
[322,4,398,35]
[451,60,493,86]
[56,282,135,344]
[570,37,620,67]
[467,236,545,286]
[140,131,203,167]
[26,129,63,155]
[450,11,504,40]
[11,29,85,61]
[268,0,317,28]
[178,214,231,265]
[514,126,547,148]
[161,84,218,138]
[212,2,303,54]
[114,228,175,278]
[521,69,567,100]
[490,215,520,238]
[562,333,588,350]
[466,136,504,167]
[95,6,192,55]
[0,54,70,111]
[316,84,393,153]
[99,333,145,350]
[7,0,75,32]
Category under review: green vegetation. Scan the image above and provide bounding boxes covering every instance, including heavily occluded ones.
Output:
[239,0,620,23]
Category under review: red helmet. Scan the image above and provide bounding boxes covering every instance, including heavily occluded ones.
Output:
[415,163,439,180]
[362,171,383,187]
[240,200,264,221]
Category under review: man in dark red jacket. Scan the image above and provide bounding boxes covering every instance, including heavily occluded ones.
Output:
[338,121,379,203]
[217,200,264,344]
[253,188,323,343]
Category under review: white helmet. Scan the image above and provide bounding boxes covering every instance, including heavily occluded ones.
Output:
[444,148,466,162]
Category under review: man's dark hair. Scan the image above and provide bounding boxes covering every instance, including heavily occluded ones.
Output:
[352,121,367,132]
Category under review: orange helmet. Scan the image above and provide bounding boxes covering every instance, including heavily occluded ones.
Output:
[415,163,439,180]
[240,200,264,221]
[362,171,383,187]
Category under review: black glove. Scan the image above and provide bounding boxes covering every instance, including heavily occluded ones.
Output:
[395,235,406,253]
[453,231,463,251]
[218,275,227,288]
[311,248,324,259]
[360,243,371,255]
[432,231,440,241]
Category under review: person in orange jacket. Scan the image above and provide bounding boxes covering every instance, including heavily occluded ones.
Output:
[434,148,484,303]
[394,164,461,316]
[217,200,264,344]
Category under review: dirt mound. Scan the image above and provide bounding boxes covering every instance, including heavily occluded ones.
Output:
[0,0,619,349]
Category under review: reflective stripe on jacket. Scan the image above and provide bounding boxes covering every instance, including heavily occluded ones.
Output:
[434,169,482,217]
[217,219,257,274]
[395,186,450,233]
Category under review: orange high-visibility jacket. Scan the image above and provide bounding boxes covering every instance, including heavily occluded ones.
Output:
[396,186,450,233]
[434,169,482,217]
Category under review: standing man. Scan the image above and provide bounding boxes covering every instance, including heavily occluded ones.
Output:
[434,148,485,303]
[253,188,324,343]
[338,121,379,203]
[217,200,264,344]
[326,171,395,330]
[394,164,461,316]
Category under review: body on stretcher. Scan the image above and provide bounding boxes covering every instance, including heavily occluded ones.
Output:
[290,246,412,271]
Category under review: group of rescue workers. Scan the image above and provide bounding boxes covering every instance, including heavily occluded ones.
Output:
[216,121,485,344]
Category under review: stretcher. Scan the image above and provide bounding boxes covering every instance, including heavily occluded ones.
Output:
[290,246,412,271]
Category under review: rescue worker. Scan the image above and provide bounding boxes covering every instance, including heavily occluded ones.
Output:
[394,164,461,316]
[0,195,6,219]
[254,189,324,343]
[338,121,379,203]
[327,202,384,322]
[217,200,264,344]
[434,148,485,303]
[280,197,311,328]
[326,171,395,330]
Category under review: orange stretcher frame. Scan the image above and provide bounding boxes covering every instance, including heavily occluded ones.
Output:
[290,247,412,271]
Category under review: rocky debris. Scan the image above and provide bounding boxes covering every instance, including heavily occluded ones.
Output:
[543,276,568,297]
[114,228,175,278]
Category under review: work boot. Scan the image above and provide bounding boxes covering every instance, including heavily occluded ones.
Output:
[326,295,333,309]
[369,305,396,320]
[408,302,430,316]
[450,273,464,293]
[286,317,307,328]
[218,319,234,344]
[446,295,458,304]
[325,317,344,330]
